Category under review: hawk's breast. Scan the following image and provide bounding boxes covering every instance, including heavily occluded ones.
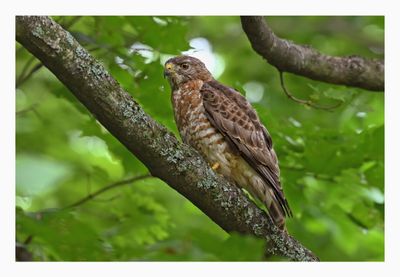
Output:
[172,80,238,181]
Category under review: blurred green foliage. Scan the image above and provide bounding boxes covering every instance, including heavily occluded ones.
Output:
[16,16,384,261]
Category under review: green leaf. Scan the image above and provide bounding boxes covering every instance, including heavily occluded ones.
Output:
[16,209,106,260]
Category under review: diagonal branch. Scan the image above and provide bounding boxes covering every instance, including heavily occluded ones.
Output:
[64,174,152,209]
[16,16,319,261]
[241,16,384,92]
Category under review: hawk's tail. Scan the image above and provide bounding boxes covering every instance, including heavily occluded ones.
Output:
[267,197,286,230]
[248,179,288,230]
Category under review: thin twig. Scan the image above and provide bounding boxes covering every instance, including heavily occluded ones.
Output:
[16,63,43,88]
[16,56,36,86]
[64,174,152,209]
[279,71,342,111]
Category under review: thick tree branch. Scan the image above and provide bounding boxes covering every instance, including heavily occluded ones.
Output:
[16,16,319,261]
[16,17,82,88]
[241,16,384,92]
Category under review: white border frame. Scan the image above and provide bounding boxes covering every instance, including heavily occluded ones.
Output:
[2,0,398,276]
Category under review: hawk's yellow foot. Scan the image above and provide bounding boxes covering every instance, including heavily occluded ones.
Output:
[211,162,220,171]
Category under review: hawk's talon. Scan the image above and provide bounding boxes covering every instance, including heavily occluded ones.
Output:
[211,162,220,170]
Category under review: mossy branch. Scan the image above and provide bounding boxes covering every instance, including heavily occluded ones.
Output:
[241,16,384,92]
[16,16,319,261]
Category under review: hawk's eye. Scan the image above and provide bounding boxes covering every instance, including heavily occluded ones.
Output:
[181,63,190,70]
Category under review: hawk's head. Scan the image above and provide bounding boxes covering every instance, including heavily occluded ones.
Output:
[164,55,213,89]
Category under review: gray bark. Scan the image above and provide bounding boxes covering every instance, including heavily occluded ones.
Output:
[241,16,384,92]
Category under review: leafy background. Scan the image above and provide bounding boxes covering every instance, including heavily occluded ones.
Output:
[16,16,384,261]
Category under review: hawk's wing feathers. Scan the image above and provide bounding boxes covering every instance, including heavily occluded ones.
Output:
[201,80,292,217]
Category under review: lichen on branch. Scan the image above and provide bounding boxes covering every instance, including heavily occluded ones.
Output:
[241,16,384,92]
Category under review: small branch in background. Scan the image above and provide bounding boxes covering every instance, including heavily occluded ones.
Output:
[64,174,152,209]
[16,56,36,85]
[241,16,384,92]
[279,71,342,111]
[16,62,43,88]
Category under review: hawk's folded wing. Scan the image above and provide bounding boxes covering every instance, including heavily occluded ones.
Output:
[200,80,292,217]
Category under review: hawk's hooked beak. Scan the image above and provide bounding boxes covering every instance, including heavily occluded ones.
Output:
[164,62,174,78]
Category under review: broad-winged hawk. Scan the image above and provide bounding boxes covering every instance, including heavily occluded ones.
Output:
[164,55,292,229]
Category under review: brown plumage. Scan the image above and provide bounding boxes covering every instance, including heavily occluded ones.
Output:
[164,55,292,229]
